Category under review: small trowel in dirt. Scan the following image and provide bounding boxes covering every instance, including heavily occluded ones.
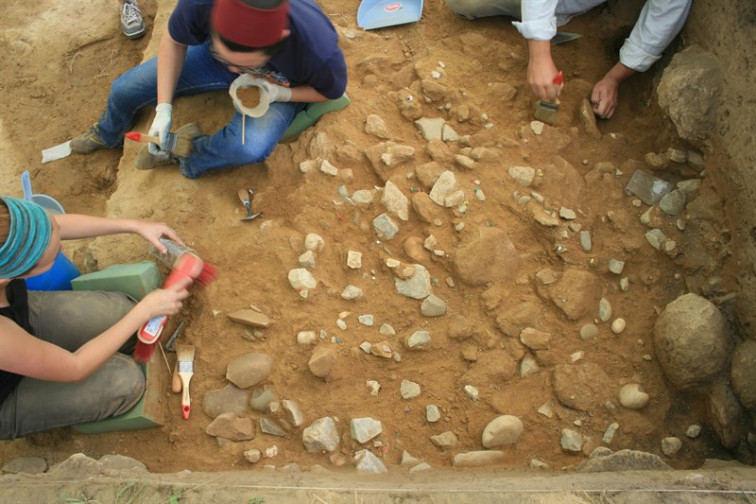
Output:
[552,32,581,45]
[237,188,261,222]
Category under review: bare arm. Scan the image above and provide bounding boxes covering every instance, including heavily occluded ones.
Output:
[288,85,330,104]
[591,62,636,119]
[527,39,560,102]
[157,30,188,105]
[54,214,183,253]
[0,280,190,382]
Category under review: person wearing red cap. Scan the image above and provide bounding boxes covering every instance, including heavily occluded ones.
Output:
[70,0,347,179]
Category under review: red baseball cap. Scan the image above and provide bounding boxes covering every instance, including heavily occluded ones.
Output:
[212,0,289,48]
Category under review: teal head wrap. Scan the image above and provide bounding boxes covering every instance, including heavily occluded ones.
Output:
[0,196,53,278]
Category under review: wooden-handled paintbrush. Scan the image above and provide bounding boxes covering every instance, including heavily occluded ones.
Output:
[176,344,195,420]
[125,128,194,157]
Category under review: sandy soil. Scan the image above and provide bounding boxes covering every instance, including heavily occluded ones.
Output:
[0,0,744,478]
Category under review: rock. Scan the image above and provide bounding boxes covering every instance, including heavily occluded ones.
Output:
[704,378,744,449]
[576,449,672,472]
[48,453,103,479]
[653,294,730,391]
[228,309,272,328]
[618,383,650,409]
[482,415,524,448]
[580,323,599,340]
[410,462,432,472]
[686,424,702,438]
[400,379,421,399]
[250,385,277,412]
[602,423,620,445]
[347,250,362,269]
[426,404,441,422]
[452,226,519,286]
[508,165,535,187]
[552,363,612,411]
[415,161,445,188]
[2,456,48,474]
[244,449,262,464]
[372,213,400,240]
[365,114,390,139]
[382,181,410,221]
[308,347,336,378]
[657,45,723,142]
[341,285,363,300]
[411,191,440,223]
[260,417,287,437]
[519,327,551,350]
[661,437,682,456]
[206,412,255,441]
[453,451,505,467]
[429,170,460,207]
[659,189,687,216]
[608,259,625,274]
[354,449,388,473]
[203,383,250,418]
[598,297,612,323]
[730,339,756,410]
[578,98,601,138]
[560,429,583,453]
[226,353,273,389]
[430,431,459,449]
[394,264,432,299]
[611,318,627,334]
[288,268,317,294]
[302,417,340,453]
[350,417,383,443]
[406,329,431,348]
[543,268,600,320]
[420,294,447,317]
[415,117,445,140]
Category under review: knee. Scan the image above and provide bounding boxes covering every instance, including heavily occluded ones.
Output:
[108,355,145,416]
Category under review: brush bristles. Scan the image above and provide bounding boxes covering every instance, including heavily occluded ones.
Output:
[133,339,159,363]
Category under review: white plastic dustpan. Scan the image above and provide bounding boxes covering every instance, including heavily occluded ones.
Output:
[357,0,424,30]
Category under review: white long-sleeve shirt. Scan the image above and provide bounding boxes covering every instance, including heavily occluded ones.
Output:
[512,0,692,72]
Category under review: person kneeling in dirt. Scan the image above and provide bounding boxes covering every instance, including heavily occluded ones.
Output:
[445,0,691,119]
[70,0,347,179]
[0,196,191,439]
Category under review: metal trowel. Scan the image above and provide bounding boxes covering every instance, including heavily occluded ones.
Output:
[237,188,261,222]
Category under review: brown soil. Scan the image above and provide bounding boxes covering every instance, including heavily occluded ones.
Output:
[0,0,743,478]
[237,85,262,109]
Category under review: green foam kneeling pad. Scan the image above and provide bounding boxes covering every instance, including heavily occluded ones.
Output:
[71,261,161,301]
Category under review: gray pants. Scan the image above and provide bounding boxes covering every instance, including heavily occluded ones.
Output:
[445,0,522,19]
[0,290,145,439]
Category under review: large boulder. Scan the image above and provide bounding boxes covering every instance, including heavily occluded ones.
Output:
[653,294,730,391]
[657,45,723,142]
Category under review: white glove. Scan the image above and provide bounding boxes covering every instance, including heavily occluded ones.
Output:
[148,102,173,155]
[254,79,292,103]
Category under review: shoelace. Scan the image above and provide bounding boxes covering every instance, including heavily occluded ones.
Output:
[122,1,142,27]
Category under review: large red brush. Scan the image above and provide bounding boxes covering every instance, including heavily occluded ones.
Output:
[133,252,217,363]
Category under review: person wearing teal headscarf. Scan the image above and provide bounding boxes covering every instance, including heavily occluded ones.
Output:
[0,196,193,438]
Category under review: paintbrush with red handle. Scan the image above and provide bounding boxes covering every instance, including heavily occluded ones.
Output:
[133,252,217,363]
[125,130,193,157]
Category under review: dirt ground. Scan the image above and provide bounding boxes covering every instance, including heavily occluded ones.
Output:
[0,0,748,482]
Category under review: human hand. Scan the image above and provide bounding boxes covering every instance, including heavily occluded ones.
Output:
[148,103,173,155]
[139,277,192,320]
[253,78,292,103]
[132,220,184,253]
[591,77,619,119]
[527,41,561,102]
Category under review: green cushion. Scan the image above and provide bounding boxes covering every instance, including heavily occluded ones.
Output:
[71,261,161,301]
[281,93,351,141]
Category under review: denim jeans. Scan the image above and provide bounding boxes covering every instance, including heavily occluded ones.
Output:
[0,290,145,439]
[96,41,304,179]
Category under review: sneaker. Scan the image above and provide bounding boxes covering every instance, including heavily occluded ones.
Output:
[71,125,106,154]
[134,146,178,170]
[121,0,146,40]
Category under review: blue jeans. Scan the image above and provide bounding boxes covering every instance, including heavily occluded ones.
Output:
[96,42,304,179]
